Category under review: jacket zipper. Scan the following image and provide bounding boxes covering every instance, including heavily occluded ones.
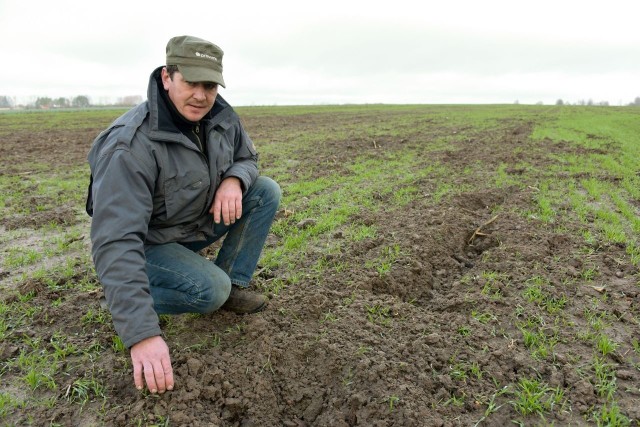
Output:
[192,125,203,153]
[192,124,213,217]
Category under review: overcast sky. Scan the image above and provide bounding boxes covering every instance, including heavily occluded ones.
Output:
[1,0,638,106]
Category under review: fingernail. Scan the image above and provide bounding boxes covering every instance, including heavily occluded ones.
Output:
[151,389,157,393]
[137,386,143,390]
[168,385,174,390]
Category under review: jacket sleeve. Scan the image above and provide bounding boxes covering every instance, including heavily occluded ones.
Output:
[89,135,161,348]
[221,119,259,193]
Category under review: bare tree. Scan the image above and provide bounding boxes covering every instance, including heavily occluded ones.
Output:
[118,95,143,106]
[35,97,53,109]
[0,96,12,108]
[54,97,69,108]
[72,95,91,108]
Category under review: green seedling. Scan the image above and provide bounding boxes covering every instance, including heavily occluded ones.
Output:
[444,393,465,407]
[593,402,631,427]
[0,392,20,418]
[581,266,599,281]
[356,346,372,355]
[260,355,274,374]
[347,224,377,241]
[3,247,43,268]
[365,244,401,277]
[457,325,472,337]
[592,357,617,399]
[450,363,468,382]
[473,387,509,426]
[471,310,496,324]
[510,378,564,416]
[469,362,483,380]
[225,322,246,334]
[82,308,110,325]
[321,310,338,323]
[23,368,56,391]
[65,375,106,405]
[208,333,222,348]
[518,323,559,360]
[584,307,609,332]
[0,317,8,341]
[386,395,400,412]
[112,336,126,353]
[365,304,392,326]
[596,334,619,357]
[342,367,354,387]
[50,333,78,360]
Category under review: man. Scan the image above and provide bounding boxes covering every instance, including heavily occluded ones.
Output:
[86,35,281,394]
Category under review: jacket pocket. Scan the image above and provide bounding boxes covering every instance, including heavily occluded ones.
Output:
[164,170,210,220]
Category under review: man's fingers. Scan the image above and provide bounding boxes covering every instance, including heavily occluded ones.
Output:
[130,336,173,394]
[142,361,158,393]
[133,361,144,391]
[211,177,243,224]
[211,200,221,223]
[227,200,238,224]
[235,198,242,219]
[162,358,174,391]
[214,199,238,226]
[221,200,231,225]
[153,361,167,393]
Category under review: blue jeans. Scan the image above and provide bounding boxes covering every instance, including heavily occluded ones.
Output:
[144,176,281,315]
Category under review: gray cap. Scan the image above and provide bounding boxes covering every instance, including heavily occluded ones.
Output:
[166,35,226,87]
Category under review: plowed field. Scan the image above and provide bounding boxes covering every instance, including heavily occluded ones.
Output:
[1,105,639,426]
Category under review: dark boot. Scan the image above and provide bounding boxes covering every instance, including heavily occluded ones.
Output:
[222,285,268,314]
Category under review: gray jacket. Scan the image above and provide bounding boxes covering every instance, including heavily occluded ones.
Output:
[87,67,259,347]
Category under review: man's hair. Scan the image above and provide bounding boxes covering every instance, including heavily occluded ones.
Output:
[164,65,218,89]
[166,65,179,79]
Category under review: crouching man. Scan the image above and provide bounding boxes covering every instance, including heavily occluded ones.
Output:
[86,35,281,394]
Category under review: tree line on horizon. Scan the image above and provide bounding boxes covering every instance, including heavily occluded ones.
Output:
[514,97,640,107]
[554,97,640,106]
[0,95,143,109]
[1,95,640,110]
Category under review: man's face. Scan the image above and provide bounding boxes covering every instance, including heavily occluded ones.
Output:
[161,68,218,121]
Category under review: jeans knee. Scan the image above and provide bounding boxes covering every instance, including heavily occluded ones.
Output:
[257,176,282,207]
[194,276,231,313]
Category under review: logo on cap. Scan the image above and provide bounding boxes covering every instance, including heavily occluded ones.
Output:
[195,52,218,62]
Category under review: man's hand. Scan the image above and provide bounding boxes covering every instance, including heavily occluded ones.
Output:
[130,335,174,394]
[210,177,243,225]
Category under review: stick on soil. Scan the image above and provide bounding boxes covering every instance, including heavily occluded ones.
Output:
[468,215,499,244]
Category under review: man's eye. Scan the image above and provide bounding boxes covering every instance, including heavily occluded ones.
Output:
[204,83,217,91]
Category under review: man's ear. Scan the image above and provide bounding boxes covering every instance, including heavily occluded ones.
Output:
[161,67,171,90]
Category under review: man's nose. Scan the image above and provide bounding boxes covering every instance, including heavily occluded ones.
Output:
[192,85,206,100]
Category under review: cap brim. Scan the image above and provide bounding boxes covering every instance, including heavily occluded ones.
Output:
[177,65,225,88]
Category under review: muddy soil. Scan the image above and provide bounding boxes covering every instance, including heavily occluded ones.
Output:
[1,107,639,426]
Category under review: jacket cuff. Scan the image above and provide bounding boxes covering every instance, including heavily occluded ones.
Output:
[123,327,163,349]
